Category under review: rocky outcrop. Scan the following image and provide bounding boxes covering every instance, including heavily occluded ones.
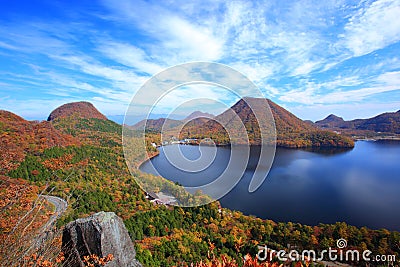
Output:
[62,211,142,267]
[47,101,107,121]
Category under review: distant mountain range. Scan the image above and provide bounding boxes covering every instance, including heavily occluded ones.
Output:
[315,110,400,134]
[109,113,186,125]
[132,118,184,132]
[3,101,396,267]
[175,97,354,147]
[131,111,215,132]
[183,111,214,122]
[131,97,353,148]
[3,99,399,154]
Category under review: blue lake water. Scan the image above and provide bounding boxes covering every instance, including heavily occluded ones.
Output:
[140,141,400,230]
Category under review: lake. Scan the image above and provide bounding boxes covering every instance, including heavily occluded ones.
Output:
[140,140,400,231]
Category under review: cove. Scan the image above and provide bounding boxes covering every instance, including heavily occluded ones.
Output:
[140,140,400,230]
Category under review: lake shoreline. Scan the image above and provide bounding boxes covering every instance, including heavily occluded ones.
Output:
[140,141,400,231]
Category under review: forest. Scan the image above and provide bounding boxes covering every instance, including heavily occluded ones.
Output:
[0,108,398,266]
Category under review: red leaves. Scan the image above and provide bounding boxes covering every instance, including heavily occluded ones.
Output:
[0,111,80,174]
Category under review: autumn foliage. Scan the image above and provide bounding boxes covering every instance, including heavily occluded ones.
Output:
[0,102,398,267]
[22,252,114,267]
[47,101,107,122]
[0,110,79,173]
[0,176,53,265]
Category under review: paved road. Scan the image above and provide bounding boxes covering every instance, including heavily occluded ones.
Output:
[32,195,68,249]
[40,195,68,222]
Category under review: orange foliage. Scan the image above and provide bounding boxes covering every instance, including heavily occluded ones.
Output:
[0,110,80,174]
[177,254,283,267]
[42,153,74,170]
[0,176,53,265]
[24,252,65,267]
[23,252,113,267]
[82,254,114,267]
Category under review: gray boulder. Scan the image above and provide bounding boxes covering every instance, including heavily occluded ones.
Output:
[62,211,142,267]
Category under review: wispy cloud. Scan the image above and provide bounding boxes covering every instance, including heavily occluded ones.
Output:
[339,0,400,57]
[279,71,400,105]
[0,0,399,120]
[97,41,163,74]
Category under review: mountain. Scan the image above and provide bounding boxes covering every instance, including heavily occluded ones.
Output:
[132,118,183,132]
[316,110,400,134]
[1,102,397,267]
[177,97,354,148]
[46,102,123,147]
[131,111,214,132]
[47,101,107,121]
[315,114,346,128]
[303,120,315,126]
[183,111,214,121]
[0,110,79,173]
[111,113,186,125]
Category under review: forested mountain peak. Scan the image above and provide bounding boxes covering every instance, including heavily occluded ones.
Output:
[318,114,345,123]
[183,111,214,121]
[177,97,354,147]
[0,110,26,123]
[0,110,79,173]
[47,101,107,121]
[132,118,184,132]
[315,110,400,134]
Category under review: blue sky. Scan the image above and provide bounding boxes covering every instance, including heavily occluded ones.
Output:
[0,0,399,121]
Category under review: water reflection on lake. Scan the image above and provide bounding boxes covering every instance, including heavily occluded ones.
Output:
[140,141,400,230]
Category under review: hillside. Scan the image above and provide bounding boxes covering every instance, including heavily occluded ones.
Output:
[132,118,184,132]
[0,176,54,265]
[183,111,214,121]
[1,101,399,267]
[47,104,123,147]
[316,110,400,134]
[315,114,346,128]
[47,101,107,121]
[177,97,354,148]
[0,110,79,173]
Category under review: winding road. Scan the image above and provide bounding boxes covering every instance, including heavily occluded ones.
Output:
[40,195,68,222]
[32,195,68,249]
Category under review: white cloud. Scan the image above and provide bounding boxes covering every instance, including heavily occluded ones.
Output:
[292,61,320,76]
[0,40,18,50]
[161,16,224,61]
[1,0,400,119]
[290,101,400,121]
[376,70,400,85]
[340,0,400,57]
[98,42,163,75]
[280,71,400,105]
[50,54,147,86]
[150,84,235,115]
[279,85,318,105]
[101,0,224,63]
[230,62,275,82]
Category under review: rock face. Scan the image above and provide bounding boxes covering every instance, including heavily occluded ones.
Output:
[62,211,142,267]
[47,101,107,121]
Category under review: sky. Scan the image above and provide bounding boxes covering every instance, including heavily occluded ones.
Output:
[0,0,400,121]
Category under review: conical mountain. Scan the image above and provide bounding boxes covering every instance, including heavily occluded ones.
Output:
[47,101,107,121]
[178,97,354,147]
